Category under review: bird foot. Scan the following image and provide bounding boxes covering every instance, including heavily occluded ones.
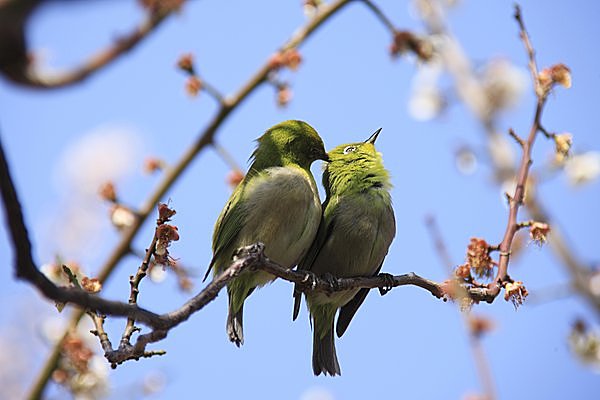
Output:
[377,273,395,296]
[322,272,339,294]
[301,271,318,291]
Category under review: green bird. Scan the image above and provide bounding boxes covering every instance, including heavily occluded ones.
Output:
[206,120,328,347]
[293,128,395,376]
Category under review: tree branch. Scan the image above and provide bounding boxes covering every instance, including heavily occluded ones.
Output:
[0,2,176,88]
[486,5,547,299]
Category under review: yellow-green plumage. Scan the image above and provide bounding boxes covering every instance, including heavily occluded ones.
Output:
[207,120,328,346]
[293,129,395,375]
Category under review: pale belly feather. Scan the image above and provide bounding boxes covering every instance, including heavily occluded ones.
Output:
[237,166,321,287]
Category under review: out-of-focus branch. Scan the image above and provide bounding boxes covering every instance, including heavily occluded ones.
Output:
[527,196,600,314]
[0,1,177,88]
[425,216,497,400]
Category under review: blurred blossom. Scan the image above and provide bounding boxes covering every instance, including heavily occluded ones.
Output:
[142,370,167,395]
[481,59,527,113]
[300,386,335,400]
[569,319,600,372]
[589,272,600,297]
[529,222,550,246]
[408,62,445,121]
[488,133,516,177]
[564,152,600,186]
[149,265,168,283]
[54,126,141,196]
[47,125,141,260]
[500,175,534,207]
[277,84,293,107]
[554,133,573,164]
[69,355,110,400]
[455,146,477,175]
[109,205,137,230]
[42,316,67,343]
[468,314,495,338]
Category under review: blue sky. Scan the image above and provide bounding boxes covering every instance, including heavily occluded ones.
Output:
[1,0,599,399]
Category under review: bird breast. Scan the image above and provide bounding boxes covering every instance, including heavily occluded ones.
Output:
[240,166,321,269]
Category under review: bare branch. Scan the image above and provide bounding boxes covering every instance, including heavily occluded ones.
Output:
[490,5,548,298]
[1,2,176,88]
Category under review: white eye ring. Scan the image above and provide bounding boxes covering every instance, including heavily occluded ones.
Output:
[343,145,357,154]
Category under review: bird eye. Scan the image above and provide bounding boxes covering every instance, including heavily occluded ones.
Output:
[343,146,357,154]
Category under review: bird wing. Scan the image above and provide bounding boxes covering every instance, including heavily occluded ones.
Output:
[292,191,337,321]
[335,267,381,338]
[203,183,247,281]
[336,200,395,337]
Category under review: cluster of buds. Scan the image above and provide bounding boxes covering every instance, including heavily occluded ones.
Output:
[268,48,303,71]
[226,169,245,189]
[98,181,117,203]
[466,238,496,279]
[157,202,177,224]
[185,76,203,97]
[454,263,472,280]
[504,281,529,309]
[467,314,495,339]
[176,53,204,97]
[98,181,137,230]
[389,30,434,62]
[81,277,102,293]
[52,333,108,397]
[176,53,195,74]
[569,319,600,367]
[537,63,571,97]
[554,132,573,163]
[276,83,293,107]
[154,203,180,266]
[143,157,167,174]
[529,221,550,246]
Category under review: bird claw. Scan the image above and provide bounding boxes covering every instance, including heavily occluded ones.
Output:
[233,242,265,261]
[378,273,395,296]
[301,271,318,290]
[322,272,339,293]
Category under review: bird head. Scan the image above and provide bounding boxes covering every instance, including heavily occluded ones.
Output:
[252,120,329,170]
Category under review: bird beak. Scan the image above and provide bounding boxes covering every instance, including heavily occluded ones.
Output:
[365,128,382,144]
[321,152,331,162]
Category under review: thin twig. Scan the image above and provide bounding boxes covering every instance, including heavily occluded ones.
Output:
[359,0,396,32]
[508,128,525,148]
[212,141,244,173]
[120,226,159,348]
[201,79,226,104]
